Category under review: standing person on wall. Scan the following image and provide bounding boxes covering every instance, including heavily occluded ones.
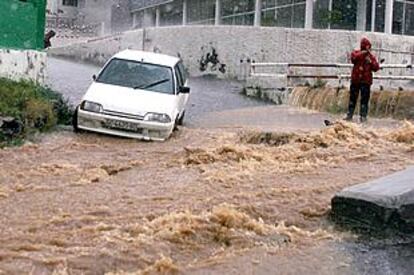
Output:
[345,37,380,123]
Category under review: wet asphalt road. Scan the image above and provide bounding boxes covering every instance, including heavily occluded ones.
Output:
[46,57,414,275]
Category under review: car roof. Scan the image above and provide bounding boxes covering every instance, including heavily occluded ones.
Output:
[112,50,180,68]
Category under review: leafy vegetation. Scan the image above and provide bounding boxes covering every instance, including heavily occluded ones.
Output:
[312,78,328,89]
[0,78,73,147]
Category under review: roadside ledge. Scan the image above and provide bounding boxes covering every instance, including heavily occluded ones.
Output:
[331,166,414,233]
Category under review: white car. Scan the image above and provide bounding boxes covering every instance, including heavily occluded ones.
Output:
[73,50,190,141]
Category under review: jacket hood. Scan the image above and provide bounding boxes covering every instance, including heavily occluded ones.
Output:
[360,38,372,50]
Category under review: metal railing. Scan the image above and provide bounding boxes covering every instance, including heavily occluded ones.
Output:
[250,62,414,82]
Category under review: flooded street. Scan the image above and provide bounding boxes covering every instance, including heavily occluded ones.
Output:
[46,58,267,126]
[46,58,345,132]
[0,58,412,274]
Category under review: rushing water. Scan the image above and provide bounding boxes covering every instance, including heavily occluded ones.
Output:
[13,57,409,274]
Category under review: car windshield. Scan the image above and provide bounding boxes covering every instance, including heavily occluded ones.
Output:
[96,58,174,94]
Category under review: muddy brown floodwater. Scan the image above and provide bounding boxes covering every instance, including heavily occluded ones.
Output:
[0,118,413,274]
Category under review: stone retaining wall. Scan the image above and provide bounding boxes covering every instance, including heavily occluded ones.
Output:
[0,49,46,84]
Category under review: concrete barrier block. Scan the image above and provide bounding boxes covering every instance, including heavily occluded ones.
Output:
[331,166,414,233]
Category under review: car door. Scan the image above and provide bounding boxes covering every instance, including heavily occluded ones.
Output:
[176,62,189,111]
[174,64,186,117]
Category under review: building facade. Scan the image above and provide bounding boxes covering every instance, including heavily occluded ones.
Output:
[130,0,414,36]
[46,0,132,35]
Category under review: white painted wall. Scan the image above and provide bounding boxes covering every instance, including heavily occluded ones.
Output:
[0,50,47,84]
[48,25,414,81]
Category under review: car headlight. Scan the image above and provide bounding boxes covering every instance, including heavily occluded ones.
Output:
[143,113,171,123]
[81,101,103,113]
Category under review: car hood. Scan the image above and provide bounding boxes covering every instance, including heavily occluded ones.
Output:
[83,82,178,117]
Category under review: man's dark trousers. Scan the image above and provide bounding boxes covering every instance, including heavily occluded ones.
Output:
[347,83,371,119]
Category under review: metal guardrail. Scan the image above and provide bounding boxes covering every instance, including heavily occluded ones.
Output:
[372,48,414,56]
[250,62,414,81]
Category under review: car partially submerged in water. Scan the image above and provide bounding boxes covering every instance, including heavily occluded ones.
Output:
[73,50,190,141]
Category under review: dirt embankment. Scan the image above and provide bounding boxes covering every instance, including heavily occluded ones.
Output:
[289,86,414,119]
[0,122,413,274]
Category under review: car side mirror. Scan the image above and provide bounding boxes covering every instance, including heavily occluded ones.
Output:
[179,86,190,94]
[92,74,97,81]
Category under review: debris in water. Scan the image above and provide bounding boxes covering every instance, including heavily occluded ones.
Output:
[240,131,298,146]
[386,121,414,144]
[76,168,109,184]
[0,188,8,198]
[183,145,263,165]
[100,204,288,251]
[15,184,27,192]
[51,264,69,275]
[100,164,132,176]
[35,162,79,176]
[106,256,179,275]
[274,222,335,243]
[141,256,179,274]
[210,204,269,235]
[299,207,329,218]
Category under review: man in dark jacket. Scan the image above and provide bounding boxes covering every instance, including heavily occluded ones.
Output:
[345,37,380,123]
[44,30,56,49]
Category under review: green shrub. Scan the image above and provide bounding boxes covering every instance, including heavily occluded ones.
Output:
[0,77,73,147]
[24,99,57,130]
[312,78,328,89]
[240,87,247,96]
[255,86,262,99]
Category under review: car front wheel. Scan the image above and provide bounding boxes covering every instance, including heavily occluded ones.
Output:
[72,107,80,132]
[177,111,185,126]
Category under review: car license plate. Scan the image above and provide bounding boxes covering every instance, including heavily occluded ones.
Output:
[104,119,141,132]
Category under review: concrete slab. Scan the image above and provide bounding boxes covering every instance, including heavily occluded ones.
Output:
[331,166,414,233]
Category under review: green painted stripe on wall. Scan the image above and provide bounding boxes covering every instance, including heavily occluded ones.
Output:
[0,0,46,50]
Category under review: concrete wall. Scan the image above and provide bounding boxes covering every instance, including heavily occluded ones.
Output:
[111,0,133,33]
[78,0,113,34]
[0,49,47,84]
[48,25,414,80]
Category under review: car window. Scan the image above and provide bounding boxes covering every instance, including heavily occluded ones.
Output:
[175,65,184,88]
[177,62,187,84]
[96,58,174,94]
